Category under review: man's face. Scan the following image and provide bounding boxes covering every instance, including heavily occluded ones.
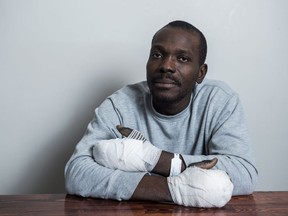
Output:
[146,27,206,108]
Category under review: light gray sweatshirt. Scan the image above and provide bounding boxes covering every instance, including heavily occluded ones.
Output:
[65,79,258,200]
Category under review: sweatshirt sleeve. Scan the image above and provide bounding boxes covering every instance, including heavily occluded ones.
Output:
[182,94,258,196]
[64,98,145,200]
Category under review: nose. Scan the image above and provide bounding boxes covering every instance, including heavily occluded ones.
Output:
[160,56,176,73]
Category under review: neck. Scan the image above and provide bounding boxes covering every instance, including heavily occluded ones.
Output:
[152,96,191,116]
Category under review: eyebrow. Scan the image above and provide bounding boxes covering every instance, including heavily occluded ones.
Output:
[151,44,194,56]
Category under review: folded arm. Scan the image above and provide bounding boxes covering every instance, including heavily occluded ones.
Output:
[64,99,147,201]
[181,95,258,195]
[95,125,230,207]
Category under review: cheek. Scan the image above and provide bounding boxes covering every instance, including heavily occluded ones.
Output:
[180,69,199,85]
[146,63,153,82]
[146,60,156,70]
[146,61,158,77]
[185,67,200,80]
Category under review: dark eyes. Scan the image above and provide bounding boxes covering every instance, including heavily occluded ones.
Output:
[150,52,191,63]
[151,52,162,59]
[178,56,189,63]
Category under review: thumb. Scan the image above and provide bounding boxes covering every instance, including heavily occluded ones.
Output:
[188,158,218,169]
[116,125,133,137]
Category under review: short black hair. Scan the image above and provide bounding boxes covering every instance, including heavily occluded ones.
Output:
[154,20,207,65]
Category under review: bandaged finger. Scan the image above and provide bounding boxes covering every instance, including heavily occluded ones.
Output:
[167,166,233,208]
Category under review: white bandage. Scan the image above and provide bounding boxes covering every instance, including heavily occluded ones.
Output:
[93,138,162,172]
[167,166,234,208]
[169,154,182,176]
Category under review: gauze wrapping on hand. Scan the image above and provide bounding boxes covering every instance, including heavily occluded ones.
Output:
[167,166,233,208]
[93,138,162,172]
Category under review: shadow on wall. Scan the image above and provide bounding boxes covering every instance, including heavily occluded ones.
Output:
[13,70,129,194]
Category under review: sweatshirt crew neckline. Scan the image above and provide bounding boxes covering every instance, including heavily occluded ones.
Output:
[148,93,193,122]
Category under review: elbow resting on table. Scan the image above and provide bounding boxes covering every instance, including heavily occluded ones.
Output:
[233,168,258,196]
[64,162,90,198]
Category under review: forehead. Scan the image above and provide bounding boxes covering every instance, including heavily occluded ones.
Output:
[151,26,201,53]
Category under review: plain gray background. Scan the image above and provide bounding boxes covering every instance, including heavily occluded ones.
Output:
[1,0,287,194]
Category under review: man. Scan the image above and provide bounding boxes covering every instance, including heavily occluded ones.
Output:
[65,20,258,208]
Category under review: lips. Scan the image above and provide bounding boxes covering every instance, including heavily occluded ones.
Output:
[153,78,179,89]
[154,79,176,84]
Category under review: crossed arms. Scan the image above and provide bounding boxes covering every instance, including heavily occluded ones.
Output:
[92,125,233,208]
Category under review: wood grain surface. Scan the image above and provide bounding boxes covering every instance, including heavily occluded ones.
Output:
[0,192,287,215]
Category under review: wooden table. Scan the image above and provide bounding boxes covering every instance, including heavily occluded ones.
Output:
[0,192,287,215]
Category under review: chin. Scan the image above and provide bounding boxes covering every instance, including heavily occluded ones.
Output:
[152,92,179,104]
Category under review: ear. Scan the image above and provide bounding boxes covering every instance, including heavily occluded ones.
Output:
[197,64,208,84]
